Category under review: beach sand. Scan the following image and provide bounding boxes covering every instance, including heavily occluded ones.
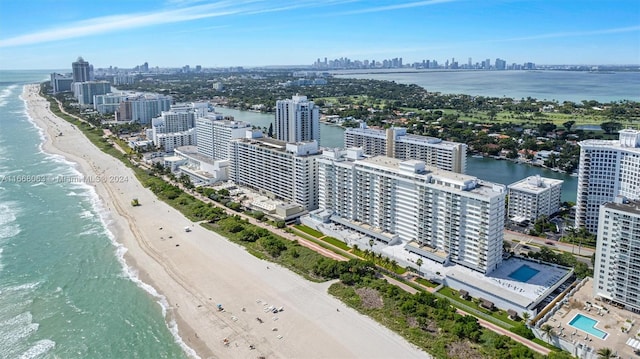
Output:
[23,85,430,359]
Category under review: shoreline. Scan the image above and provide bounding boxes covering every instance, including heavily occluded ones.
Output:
[23,84,430,359]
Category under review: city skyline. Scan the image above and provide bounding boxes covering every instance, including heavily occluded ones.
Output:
[0,0,638,70]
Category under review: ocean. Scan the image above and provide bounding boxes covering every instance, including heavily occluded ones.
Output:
[334,69,640,103]
[0,71,191,358]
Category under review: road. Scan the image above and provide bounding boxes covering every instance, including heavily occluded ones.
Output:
[504,229,594,257]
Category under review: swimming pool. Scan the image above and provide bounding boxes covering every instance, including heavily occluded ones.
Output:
[508,264,540,282]
[569,314,608,339]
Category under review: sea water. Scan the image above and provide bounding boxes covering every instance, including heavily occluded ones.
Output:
[0,71,191,358]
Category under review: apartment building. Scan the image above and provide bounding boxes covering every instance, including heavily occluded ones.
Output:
[274,95,320,143]
[576,129,640,233]
[230,133,320,211]
[195,115,251,161]
[594,197,640,313]
[317,149,506,274]
[344,125,467,173]
[508,175,563,223]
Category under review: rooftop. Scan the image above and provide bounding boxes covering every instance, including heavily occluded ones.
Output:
[509,175,564,194]
[357,156,504,197]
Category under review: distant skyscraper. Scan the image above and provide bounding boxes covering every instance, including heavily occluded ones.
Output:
[575,129,640,233]
[274,95,319,143]
[72,57,91,83]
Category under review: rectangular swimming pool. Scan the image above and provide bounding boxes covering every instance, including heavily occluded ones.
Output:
[508,264,539,282]
[569,314,608,339]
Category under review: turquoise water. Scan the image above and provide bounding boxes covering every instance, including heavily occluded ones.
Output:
[0,71,191,358]
[569,314,608,339]
[508,265,539,282]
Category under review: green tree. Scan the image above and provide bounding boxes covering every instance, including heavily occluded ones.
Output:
[540,324,555,343]
[416,258,423,274]
[596,347,614,359]
[600,121,622,134]
[562,120,575,132]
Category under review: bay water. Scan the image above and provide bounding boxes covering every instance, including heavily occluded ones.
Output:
[0,71,190,359]
[334,69,640,103]
[217,108,578,202]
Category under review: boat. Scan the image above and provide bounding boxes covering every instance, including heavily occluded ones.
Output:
[471,155,483,159]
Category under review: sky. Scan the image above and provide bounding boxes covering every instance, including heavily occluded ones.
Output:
[0,0,638,69]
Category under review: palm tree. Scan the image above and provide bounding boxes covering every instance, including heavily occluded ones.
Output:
[596,347,614,359]
[522,312,530,324]
[540,324,555,343]
[416,258,423,274]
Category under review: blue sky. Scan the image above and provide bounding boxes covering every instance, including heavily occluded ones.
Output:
[0,0,638,69]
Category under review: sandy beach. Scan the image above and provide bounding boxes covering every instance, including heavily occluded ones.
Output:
[23,84,430,359]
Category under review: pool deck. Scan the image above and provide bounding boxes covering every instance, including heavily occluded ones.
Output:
[541,278,640,358]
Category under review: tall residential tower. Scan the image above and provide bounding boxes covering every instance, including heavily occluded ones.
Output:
[575,129,640,233]
[72,57,91,83]
[593,197,640,312]
[274,95,319,143]
[317,149,506,274]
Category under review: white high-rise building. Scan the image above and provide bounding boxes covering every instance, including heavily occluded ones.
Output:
[344,125,467,173]
[230,133,320,211]
[317,149,506,274]
[117,94,173,124]
[274,95,320,143]
[507,175,563,223]
[195,115,251,160]
[154,129,197,152]
[576,129,640,233]
[150,104,202,150]
[593,197,640,313]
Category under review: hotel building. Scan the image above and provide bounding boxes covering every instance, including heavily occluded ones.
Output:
[274,95,320,143]
[230,133,320,211]
[507,175,563,223]
[576,129,640,233]
[317,149,506,274]
[594,197,640,313]
[344,125,467,173]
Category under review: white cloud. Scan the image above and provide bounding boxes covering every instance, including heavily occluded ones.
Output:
[337,0,458,15]
[0,0,343,48]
